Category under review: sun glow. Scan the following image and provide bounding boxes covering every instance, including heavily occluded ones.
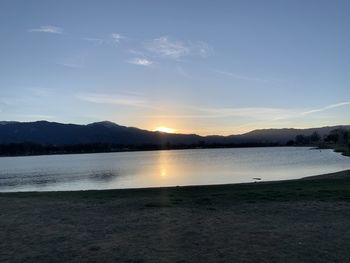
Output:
[160,168,167,177]
[154,126,176,133]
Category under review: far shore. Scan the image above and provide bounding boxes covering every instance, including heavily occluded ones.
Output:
[0,144,284,158]
[0,143,348,159]
[1,169,350,262]
[317,143,350,157]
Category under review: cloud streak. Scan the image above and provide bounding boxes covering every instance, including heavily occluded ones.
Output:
[127,58,153,66]
[144,36,190,60]
[83,33,126,46]
[148,104,298,120]
[82,37,107,45]
[270,101,350,122]
[144,100,349,122]
[144,36,212,60]
[28,25,63,34]
[111,33,125,43]
[211,69,271,83]
[301,101,350,115]
[77,93,152,108]
[56,54,86,68]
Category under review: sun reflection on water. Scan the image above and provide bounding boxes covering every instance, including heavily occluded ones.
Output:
[158,150,170,179]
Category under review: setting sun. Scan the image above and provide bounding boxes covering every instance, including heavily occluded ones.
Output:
[154,126,177,133]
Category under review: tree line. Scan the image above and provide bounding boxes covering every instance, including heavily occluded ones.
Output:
[0,128,348,157]
[0,141,282,157]
[290,128,350,147]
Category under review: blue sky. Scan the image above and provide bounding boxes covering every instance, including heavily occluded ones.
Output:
[0,0,349,135]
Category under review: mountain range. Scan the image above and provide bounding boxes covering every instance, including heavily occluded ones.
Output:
[0,121,349,146]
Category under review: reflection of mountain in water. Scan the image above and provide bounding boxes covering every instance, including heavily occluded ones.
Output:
[0,170,119,189]
[88,171,119,182]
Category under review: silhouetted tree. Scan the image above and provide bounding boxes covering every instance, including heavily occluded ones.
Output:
[325,133,338,143]
[295,134,309,145]
[324,128,350,144]
[286,140,295,146]
[309,131,321,143]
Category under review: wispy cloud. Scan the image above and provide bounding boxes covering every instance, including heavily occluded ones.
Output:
[301,101,350,115]
[77,93,151,108]
[57,62,84,68]
[269,101,350,122]
[82,35,211,68]
[211,69,272,83]
[129,49,146,56]
[56,54,86,68]
[127,58,153,66]
[82,37,107,46]
[28,25,63,34]
[149,104,296,120]
[194,106,292,119]
[144,36,190,60]
[111,33,125,43]
[83,33,126,46]
[144,36,212,60]
[192,41,213,58]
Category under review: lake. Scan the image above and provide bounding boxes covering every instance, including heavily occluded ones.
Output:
[0,147,349,192]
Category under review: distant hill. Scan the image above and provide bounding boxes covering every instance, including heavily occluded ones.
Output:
[226,126,350,144]
[0,121,202,145]
[0,120,349,146]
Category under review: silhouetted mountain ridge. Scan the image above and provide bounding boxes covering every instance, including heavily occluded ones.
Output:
[0,121,349,146]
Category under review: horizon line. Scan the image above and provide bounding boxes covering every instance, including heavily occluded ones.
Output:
[1,120,349,137]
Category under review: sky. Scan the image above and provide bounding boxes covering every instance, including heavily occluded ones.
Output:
[0,0,349,135]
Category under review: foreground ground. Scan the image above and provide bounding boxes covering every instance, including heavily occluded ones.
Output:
[1,170,350,263]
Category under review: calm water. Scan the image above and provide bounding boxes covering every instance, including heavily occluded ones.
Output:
[0,147,349,192]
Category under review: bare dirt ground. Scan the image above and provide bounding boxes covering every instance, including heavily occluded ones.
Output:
[1,170,350,263]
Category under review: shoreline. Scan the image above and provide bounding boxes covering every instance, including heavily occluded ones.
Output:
[0,144,286,158]
[1,168,350,195]
[0,168,349,195]
[2,169,350,262]
[318,144,350,157]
